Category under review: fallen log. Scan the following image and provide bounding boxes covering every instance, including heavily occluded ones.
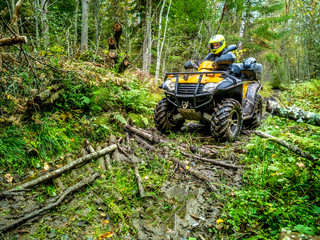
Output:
[108,36,116,50]
[266,100,320,126]
[172,158,217,192]
[108,49,117,59]
[97,146,106,171]
[118,56,130,73]
[113,22,122,48]
[0,36,27,46]
[0,172,100,234]
[180,152,242,169]
[0,144,117,198]
[253,130,318,163]
[34,84,61,104]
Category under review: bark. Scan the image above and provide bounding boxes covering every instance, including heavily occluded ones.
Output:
[74,0,79,47]
[0,144,117,198]
[238,5,246,50]
[154,0,166,84]
[113,22,122,48]
[0,172,100,234]
[253,130,318,163]
[35,0,40,46]
[142,0,152,73]
[94,0,100,50]
[132,134,155,150]
[0,36,27,46]
[11,0,24,33]
[33,84,61,104]
[97,146,106,171]
[118,56,130,73]
[266,100,320,126]
[81,0,88,51]
[41,0,49,47]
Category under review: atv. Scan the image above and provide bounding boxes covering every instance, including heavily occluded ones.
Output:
[153,44,263,140]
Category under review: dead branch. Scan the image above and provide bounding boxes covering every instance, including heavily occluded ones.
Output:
[123,125,217,157]
[0,172,100,234]
[0,144,117,198]
[132,134,155,150]
[97,146,106,171]
[253,130,318,163]
[172,158,217,192]
[180,152,242,169]
[0,36,27,46]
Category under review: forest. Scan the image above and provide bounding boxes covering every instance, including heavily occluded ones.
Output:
[0,0,320,239]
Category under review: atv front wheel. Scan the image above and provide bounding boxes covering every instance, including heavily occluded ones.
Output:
[211,98,242,140]
[243,95,262,129]
[154,98,185,134]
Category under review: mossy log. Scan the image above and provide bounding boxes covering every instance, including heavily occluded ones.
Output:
[266,100,320,126]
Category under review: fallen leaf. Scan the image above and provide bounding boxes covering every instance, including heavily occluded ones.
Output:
[296,162,305,168]
[186,166,190,170]
[216,219,224,224]
[44,162,50,171]
[5,173,13,183]
[102,220,109,225]
[98,231,113,239]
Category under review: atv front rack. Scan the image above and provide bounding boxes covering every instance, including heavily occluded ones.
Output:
[163,71,240,109]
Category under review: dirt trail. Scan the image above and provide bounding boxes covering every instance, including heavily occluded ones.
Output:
[0,123,247,239]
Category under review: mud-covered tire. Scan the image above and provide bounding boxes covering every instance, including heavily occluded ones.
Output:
[243,95,262,129]
[154,98,185,134]
[210,98,242,140]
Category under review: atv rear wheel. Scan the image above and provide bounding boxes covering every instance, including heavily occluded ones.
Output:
[211,98,242,140]
[243,95,262,129]
[154,98,185,134]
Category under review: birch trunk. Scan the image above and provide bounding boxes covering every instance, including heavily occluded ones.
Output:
[81,0,89,52]
[41,0,49,47]
[74,0,79,47]
[94,0,100,50]
[11,0,25,34]
[142,0,152,73]
[35,0,40,46]
[154,0,166,85]
[238,7,246,50]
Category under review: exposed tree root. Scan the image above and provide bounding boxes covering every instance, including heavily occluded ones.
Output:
[0,172,100,234]
[253,130,318,163]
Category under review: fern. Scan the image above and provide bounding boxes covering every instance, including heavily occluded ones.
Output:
[113,113,127,124]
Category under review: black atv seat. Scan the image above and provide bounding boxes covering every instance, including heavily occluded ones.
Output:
[231,60,262,81]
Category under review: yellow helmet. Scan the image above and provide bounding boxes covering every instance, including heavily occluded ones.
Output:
[209,35,226,54]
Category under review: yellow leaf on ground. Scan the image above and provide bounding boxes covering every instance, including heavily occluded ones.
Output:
[216,219,224,224]
[5,173,13,183]
[99,232,113,239]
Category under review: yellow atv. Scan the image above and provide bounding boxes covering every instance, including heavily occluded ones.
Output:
[154,45,263,140]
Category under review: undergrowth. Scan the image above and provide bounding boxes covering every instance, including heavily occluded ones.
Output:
[220,81,320,239]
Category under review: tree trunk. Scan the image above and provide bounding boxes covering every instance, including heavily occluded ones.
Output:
[266,100,320,126]
[238,3,246,50]
[11,0,25,34]
[74,0,79,47]
[108,36,116,50]
[154,0,166,84]
[142,0,152,73]
[113,22,122,48]
[81,0,89,52]
[35,0,40,47]
[215,2,228,34]
[94,0,100,50]
[41,0,49,47]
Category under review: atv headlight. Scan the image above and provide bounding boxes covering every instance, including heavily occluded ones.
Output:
[202,82,219,92]
[161,80,176,92]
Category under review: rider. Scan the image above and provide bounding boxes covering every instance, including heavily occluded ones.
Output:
[203,34,227,61]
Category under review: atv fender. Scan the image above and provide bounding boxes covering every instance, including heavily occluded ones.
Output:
[243,82,261,119]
